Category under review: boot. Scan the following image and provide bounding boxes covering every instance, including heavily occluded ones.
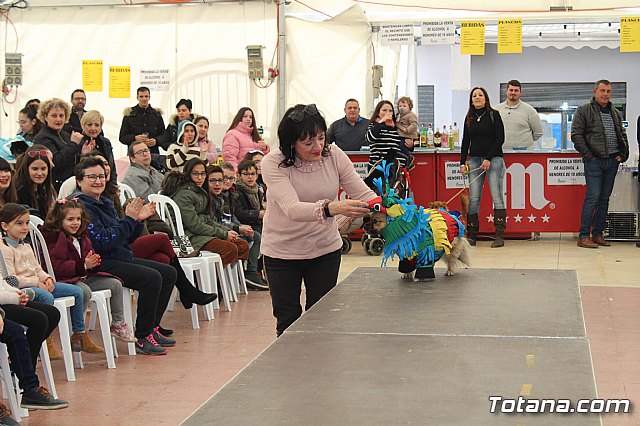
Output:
[70,332,104,354]
[170,257,217,309]
[46,336,62,360]
[466,213,479,246]
[491,209,507,248]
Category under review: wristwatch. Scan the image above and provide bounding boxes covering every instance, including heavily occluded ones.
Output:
[323,201,333,218]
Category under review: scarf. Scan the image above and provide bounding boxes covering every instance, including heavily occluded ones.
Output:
[234,180,261,210]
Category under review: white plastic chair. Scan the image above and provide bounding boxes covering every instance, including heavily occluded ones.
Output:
[0,343,28,421]
[149,193,233,312]
[118,182,136,205]
[29,219,116,375]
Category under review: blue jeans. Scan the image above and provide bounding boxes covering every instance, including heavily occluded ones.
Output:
[0,318,40,391]
[579,156,619,239]
[467,156,506,215]
[30,282,86,333]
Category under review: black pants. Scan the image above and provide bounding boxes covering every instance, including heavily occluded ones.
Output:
[1,301,60,369]
[264,249,341,336]
[0,318,40,391]
[101,258,176,339]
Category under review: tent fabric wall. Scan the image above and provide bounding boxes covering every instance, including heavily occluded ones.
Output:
[1,3,277,158]
[284,6,373,126]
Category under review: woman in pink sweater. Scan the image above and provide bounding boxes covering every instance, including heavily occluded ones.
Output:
[261,104,376,336]
[221,107,269,168]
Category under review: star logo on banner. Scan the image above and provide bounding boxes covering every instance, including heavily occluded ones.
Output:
[528,214,537,222]
[487,214,494,222]
[542,214,550,223]
[514,214,523,223]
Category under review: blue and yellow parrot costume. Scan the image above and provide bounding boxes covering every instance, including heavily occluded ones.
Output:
[366,161,466,280]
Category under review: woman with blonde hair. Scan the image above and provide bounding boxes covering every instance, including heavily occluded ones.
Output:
[33,98,93,190]
[80,110,117,183]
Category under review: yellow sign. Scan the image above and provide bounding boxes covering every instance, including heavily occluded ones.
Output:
[460,21,485,55]
[109,66,130,98]
[82,60,103,92]
[498,19,522,54]
[620,17,640,52]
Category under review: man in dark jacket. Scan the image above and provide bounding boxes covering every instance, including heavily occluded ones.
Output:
[119,87,168,171]
[63,89,87,134]
[571,79,629,248]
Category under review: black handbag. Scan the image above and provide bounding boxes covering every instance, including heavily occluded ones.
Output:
[170,236,198,258]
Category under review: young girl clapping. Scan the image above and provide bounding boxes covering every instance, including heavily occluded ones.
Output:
[0,203,103,354]
[41,198,136,343]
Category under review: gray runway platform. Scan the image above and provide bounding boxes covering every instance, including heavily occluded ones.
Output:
[184,268,599,426]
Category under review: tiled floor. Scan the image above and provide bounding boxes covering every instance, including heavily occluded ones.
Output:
[18,234,640,425]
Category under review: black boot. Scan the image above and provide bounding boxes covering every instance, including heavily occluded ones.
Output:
[466,213,479,246]
[169,257,217,309]
[491,209,506,248]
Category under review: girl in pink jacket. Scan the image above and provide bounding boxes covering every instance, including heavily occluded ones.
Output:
[222,107,269,168]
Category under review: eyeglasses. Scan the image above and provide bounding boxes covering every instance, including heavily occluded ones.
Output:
[17,120,30,125]
[289,104,319,122]
[240,172,257,177]
[191,172,207,177]
[84,174,106,182]
[208,178,224,184]
[27,150,48,158]
[133,148,150,156]
[223,176,236,182]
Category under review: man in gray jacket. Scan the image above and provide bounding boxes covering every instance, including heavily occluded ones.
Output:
[495,80,543,150]
[571,79,629,248]
[122,140,165,201]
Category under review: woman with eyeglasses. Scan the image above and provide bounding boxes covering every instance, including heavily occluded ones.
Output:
[74,157,181,355]
[222,107,270,169]
[33,98,94,191]
[0,158,17,207]
[15,145,57,219]
[162,158,249,268]
[261,104,377,336]
[80,110,117,184]
[12,106,42,158]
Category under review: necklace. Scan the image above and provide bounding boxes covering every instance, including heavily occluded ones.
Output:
[475,111,487,122]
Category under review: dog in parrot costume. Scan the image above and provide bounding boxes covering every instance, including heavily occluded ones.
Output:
[365,161,472,280]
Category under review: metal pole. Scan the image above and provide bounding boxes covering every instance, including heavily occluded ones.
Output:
[277,0,286,121]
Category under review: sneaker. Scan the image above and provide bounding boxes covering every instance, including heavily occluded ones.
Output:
[0,402,18,425]
[157,326,174,336]
[245,271,269,291]
[135,334,168,355]
[110,321,136,343]
[21,387,69,410]
[152,326,176,347]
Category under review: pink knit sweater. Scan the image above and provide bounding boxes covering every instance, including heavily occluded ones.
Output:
[261,146,376,260]
[0,241,51,289]
[221,122,270,168]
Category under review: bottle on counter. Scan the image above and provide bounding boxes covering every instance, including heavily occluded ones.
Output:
[447,125,455,149]
[434,127,442,148]
[427,123,434,148]
[420,123,427,147]
[442,125,449,148]
[452,122,459,148]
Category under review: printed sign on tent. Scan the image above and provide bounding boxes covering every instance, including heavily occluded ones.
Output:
[82,60,103,92]
[109,66,130,98]
[460,21,485,55]
[498,19,522,54]
[421,21,455,44]
[620,17,640,52]
[379,24,415,46]
[140,69,170,91]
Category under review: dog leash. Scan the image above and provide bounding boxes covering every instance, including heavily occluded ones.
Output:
[445,166,486,205]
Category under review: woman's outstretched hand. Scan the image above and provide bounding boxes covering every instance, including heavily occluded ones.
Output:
[329,199,370,218]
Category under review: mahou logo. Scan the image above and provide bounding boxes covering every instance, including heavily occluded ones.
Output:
[505,163,550,210]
